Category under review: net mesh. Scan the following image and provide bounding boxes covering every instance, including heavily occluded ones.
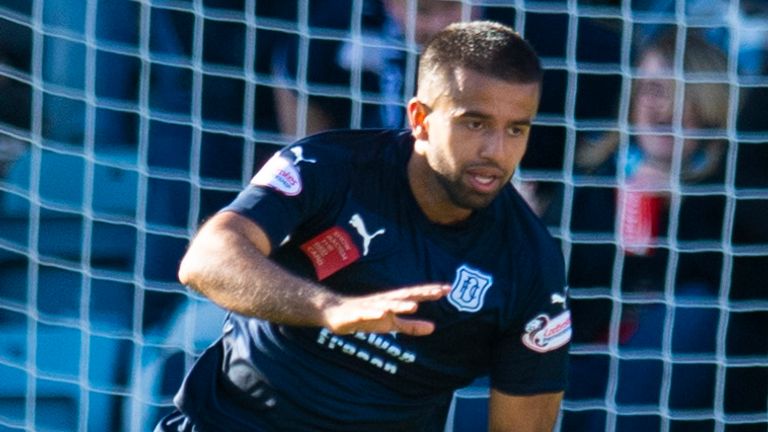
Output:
[0,1,765,431]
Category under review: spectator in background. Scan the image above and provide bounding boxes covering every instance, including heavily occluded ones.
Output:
[631,0,768,76]
[40,0,178,149]
[559,29,767,430]
[0,6,31,178]
[271,0,475,136]
[0,52,29,178]
[575,30,728,186]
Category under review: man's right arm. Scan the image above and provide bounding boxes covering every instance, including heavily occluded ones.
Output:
[178,210,449,335]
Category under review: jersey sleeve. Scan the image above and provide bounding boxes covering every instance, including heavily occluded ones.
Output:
[490,246,571,395]
[223,142,345,250]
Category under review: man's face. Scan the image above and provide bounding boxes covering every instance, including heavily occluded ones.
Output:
[633,51,701,164]
[413,68,540,211]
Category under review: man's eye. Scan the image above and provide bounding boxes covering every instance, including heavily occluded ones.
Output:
[466,120,485,130]
[507,126,525,137]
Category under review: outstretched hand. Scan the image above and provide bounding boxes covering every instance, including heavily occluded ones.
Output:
[321,284,451,336]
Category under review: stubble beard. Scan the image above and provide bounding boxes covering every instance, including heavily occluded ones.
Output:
[434,170,503,211]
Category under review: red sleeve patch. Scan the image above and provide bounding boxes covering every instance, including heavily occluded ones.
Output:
[300,226,361,280]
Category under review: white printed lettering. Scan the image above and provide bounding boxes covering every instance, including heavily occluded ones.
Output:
[315,329,416,374]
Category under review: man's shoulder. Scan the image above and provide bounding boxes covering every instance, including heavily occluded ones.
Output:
[496,186,563,262]
[289,128,411,164]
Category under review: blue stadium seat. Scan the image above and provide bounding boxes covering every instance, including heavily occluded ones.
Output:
[0,148,139,430]
[0,325,125,430]
[1,147,138,218]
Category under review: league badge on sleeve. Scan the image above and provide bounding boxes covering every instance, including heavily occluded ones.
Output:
[521,310,572,353]
[250,152,303,196]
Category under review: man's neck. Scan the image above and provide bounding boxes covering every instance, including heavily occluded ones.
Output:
[406,153,472,225]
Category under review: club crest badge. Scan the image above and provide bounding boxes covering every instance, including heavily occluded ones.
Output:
[447,265,493,313]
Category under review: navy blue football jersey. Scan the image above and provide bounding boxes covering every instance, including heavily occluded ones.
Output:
[174,129,571,431]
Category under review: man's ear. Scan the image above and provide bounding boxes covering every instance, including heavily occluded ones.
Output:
[407,98,429,141]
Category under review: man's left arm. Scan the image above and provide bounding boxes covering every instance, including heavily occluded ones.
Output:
[488,389,563,432]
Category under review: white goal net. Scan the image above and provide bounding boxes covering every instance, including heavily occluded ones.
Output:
[0,1,765,431]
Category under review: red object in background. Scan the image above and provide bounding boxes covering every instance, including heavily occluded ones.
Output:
[618,189,664,256]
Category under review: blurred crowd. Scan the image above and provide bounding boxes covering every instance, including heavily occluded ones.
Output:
[0,0,766,430]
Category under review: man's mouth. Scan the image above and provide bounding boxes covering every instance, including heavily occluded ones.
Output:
[466,168,503,193]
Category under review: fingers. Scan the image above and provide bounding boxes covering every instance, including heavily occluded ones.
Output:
[392,316,436,336]
[353,299,419,319]
[322,283,452,336]
[333,313,436,336]
[378,299,419,315]
[366,283,450,317]
[332,315,436,336]
[382,284,452,302]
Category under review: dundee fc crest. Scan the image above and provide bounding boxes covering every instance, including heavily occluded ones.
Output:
[448,265,493,312]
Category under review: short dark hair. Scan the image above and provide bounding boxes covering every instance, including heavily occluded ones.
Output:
[417,21,543,96]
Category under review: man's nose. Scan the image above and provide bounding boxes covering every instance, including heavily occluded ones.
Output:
[651,108,674,125]
[479,130,507,160]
